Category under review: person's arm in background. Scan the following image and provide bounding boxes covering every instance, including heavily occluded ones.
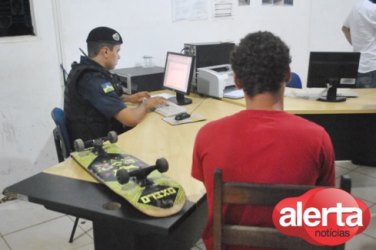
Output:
[342,25,352,45]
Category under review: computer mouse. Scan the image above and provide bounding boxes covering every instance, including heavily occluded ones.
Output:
[174,112,191,121]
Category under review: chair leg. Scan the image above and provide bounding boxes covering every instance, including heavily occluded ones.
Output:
[69,217,80,243]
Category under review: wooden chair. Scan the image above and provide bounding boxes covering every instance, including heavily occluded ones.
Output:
[213,168,351,250]
[51,107,79,243]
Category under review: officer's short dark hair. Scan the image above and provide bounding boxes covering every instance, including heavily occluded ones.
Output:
[231,31,291,97]
[87,42,117,58]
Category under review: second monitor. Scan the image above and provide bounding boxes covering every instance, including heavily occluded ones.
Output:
[307,51,360,102]
[163,52,195,105]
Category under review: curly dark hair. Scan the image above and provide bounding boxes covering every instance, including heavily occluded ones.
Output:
[231,31,291,97]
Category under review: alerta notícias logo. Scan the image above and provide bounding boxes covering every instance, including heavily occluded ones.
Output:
[272,188,370,246]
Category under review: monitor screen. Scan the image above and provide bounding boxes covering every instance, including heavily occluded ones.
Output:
[163,52,194,105]
[195,43,235,68]
[307,52,360,102]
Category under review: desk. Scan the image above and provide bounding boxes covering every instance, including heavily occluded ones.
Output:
[224,89,376,165]
[4,94,243,250]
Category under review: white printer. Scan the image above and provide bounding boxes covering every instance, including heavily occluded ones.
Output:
[197,64,240,99]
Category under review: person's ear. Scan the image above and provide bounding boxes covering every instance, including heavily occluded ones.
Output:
[101,47,111,58]
[284,66,291,84]
[234,75,242,89]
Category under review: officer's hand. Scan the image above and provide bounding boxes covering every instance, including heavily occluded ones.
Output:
[129,91,151,103]
[143,96,166,110]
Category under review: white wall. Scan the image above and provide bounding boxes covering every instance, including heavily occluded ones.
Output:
[0,0,357,192]
[0,0,63,192]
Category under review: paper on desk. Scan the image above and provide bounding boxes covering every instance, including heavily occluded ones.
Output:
[163,114,206,125]
[223,89,244,99]
[284,87,326,99]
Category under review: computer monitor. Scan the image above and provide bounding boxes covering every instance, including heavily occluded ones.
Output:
[163,52,195,105]
[307,52,360,102]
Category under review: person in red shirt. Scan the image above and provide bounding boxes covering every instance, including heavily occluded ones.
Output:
[191,31,336,250]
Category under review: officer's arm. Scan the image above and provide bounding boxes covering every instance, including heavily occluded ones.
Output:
[121,91,151,104]
[114,96,166,127]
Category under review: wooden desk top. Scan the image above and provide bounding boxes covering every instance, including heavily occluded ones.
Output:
[44,93,243,202]
[224,89,376,115]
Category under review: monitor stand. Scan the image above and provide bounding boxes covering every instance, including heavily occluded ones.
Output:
[317,79,346,102]
[168,92,192,106]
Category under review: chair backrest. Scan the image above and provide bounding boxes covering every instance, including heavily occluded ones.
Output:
[213,168,351,250]
[51,107,71,162]
[287,72,303,88]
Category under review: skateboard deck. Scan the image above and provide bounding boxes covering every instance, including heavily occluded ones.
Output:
[71,141,186,217]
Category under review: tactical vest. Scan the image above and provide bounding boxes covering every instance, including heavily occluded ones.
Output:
[64,62,125,143]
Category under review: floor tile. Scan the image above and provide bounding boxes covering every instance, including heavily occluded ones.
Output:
[355,166,376,179]
[344,172,376,203]
[4,216,93,250]
[67,216,93,240]
[192,238,206,250]
[336,161,361,171]
[0,236,10,250]
[346,233,376,250]
[336,166,354,178]
[362,203,376,239]
[74,242,94,250]
[0,199,64,235]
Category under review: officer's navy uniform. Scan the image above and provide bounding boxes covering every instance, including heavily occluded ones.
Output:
[64,26,127,143]
[64,56,127,143]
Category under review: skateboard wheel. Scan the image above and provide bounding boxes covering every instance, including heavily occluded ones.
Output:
[74,139,85,152]
[108,131,118,143]
[116,169,129,184]
[156,158,169,173]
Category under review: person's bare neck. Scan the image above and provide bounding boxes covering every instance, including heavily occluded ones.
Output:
[244,87,284,111]
[91,56,107,69]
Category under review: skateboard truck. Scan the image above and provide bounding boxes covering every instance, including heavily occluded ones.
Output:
[74,131,118,156]
[116,158,169,187]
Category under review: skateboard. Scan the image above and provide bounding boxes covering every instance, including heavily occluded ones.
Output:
[70,131,186,217]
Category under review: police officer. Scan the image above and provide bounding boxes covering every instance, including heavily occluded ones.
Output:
[64,26,166,143]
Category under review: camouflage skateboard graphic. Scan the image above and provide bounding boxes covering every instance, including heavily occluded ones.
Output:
[71,131,186,217]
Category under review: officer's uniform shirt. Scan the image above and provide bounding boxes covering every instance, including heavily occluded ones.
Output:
[77,56,126,119]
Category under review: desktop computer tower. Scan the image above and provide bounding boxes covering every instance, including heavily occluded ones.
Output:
[113,66,165,94]
[184,42,236,85]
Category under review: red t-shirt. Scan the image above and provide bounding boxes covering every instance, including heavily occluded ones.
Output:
[191,110,335,250]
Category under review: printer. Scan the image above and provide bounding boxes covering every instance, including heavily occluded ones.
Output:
[196,64,236,98]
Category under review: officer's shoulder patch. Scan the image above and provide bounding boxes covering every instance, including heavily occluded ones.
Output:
[101,82,114,93]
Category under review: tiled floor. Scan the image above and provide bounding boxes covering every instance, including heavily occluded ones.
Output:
[1,161,376,250]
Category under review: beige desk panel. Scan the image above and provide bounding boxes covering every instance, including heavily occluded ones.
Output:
[224,89,376,114]
[44,93,243,202]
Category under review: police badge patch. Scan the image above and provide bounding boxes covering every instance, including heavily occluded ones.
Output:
[101,82,115,93]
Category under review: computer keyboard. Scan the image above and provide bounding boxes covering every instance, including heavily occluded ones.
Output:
[154,101,187,117]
